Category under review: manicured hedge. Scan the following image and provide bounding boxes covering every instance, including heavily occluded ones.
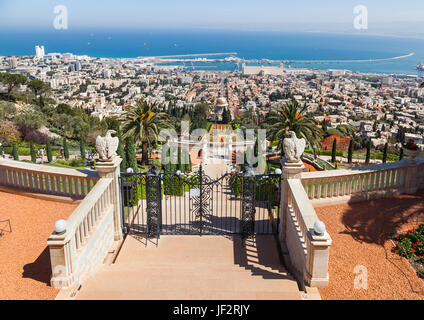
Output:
[229,174,279,204]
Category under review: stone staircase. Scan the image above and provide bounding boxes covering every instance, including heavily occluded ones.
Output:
[74,235,317,300]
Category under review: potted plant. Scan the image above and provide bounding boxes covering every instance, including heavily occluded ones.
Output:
[402,139,421,160]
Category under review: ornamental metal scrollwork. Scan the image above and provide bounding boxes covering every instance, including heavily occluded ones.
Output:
[191,166,213,234]
[241,174,256,238]
[146,167,161,238]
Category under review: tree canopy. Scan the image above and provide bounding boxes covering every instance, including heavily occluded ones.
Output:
[266,100,323,155]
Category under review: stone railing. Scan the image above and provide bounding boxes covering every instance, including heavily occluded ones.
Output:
[300,157,424,206]
[0,159,99,200]
[47,178,115,289]
[279,159,332,287]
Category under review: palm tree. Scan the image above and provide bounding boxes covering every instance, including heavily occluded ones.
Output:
[267,101,323,156]
[121,100,173,165]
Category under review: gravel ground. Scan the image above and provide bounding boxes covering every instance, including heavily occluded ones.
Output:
[315,191,424,300]
[0,191,77,300]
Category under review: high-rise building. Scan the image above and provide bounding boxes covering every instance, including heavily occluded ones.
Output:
[35,45,45,58]
[8,57,17,69]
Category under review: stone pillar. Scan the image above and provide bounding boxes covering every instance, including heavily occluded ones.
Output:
[403,160,419,195]
[202,141,209,164]
[305,230,332,287]
[48,240,76,289]
[96,156,123,241]
[227,143,233,164]
[279,158,305,243]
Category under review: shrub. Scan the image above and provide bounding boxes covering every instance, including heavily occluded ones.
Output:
[163,174,186,196]
[70,158,86,167]
[79,138,86,160]
[395,224,424,259]
[55,158,86,168]
[229,174,279,204]
[46,140,52,162]
[63,138,69,160]
[12,144,19,160]
[30,142,36,163]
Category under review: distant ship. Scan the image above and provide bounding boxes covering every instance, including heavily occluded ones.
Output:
[416,62,424,71]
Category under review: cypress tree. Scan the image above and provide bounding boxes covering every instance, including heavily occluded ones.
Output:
[125,136,137,172]
[63,138,69,160]
[117,131,127,172]
[164,145,173,172]
[382,142,388,163]
[365,140,371,164]
[399,147,404,161]
[30,142,36,163]
[46,140,52,163]
[177,147,181,171]
[185,151,192,172]
[347,139,353,164]
[12,144,19,161]
[79,138,86,161]
[253,136,259,168]
[331,138,337,163]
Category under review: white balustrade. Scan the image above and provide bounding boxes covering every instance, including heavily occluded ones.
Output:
[0,159,98,199]
[47,178,115,289]
[300,159,424,206]
[283,179,331,287]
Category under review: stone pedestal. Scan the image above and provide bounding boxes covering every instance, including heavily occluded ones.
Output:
[403,160,419,195]
[279,158,305,244]
[305,231,332,287]
[96,156,123,241]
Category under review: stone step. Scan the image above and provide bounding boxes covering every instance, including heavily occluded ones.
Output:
[75,235,303,300]
[106,262,289,276]
[78,273,301,299]
[77,288,302,300]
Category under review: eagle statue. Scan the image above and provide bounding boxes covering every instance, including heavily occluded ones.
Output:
[283,131,306,163]
[96,130,119,160]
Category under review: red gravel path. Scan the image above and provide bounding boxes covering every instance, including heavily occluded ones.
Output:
[315,191,424,300]
[0,191,77,300]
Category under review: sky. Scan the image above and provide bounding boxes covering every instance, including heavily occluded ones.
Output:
[0,0,423,36]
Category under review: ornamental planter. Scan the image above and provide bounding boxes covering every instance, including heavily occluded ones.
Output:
[403,147,420,158]
[403,147,420,164]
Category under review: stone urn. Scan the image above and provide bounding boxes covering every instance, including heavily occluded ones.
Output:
[403,147,420,163]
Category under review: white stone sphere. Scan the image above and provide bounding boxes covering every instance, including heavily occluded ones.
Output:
[314,220,326,236]
[176,170,181,175]
[54,220,67,234]
[126,167,134,173]
[275,168,282,175]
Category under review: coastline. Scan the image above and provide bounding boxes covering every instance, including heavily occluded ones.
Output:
[0,30,423,76]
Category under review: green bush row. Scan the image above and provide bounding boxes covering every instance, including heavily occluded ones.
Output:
[3,146,61,156]
[229,175,279,204]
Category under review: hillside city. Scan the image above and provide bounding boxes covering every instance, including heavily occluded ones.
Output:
[1,48,424,169]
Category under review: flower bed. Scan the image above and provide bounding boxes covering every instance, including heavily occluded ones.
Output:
[402,139,420,151]
[394,223,424,278]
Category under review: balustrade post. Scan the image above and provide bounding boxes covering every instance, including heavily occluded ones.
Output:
[96,155,123,241]
[402,160,419,195]
[305,227,332,287]
[280,158,305,244]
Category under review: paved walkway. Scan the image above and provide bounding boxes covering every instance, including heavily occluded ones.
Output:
[76,235,303,300]
[203,157,232,178]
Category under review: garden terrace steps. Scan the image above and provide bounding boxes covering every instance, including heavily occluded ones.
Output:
[75,235,304,300]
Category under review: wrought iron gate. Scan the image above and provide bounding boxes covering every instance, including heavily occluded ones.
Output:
[120,165,281,241]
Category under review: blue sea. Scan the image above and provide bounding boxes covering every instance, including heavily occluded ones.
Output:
[1,28,424,75]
